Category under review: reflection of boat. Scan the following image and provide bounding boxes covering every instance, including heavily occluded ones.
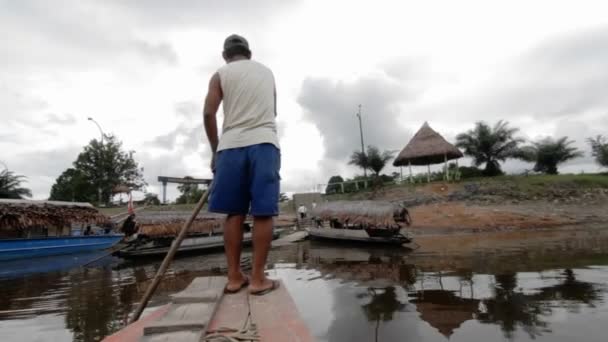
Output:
[307,201,413,246]
[0,250,117,279]
[115,230,281,259]
[0,199,121,261]
[0,235,123,261]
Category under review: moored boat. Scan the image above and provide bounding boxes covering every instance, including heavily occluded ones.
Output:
[0,235,123,261]
[307,200,413,246]
[115,232,254,258]
[114,211,281,259]
[0,199,121,261]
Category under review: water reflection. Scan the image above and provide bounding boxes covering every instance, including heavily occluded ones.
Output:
[411,290,480,338]
[0,229,607,341]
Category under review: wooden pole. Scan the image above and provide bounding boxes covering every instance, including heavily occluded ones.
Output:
[400,166,403,183]
[408,160,413,183]
[427,164,431,183]
[129,183,212,323]
[444,153,448,181]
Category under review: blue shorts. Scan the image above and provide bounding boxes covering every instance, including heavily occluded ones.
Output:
[208,143,281,216]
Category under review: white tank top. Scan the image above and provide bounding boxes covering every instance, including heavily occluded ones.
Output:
[216,60,279,151]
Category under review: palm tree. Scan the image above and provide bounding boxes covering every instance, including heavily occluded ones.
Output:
[517,137,583,175]
[456,121,524,176]
[0,169,32,199]
[588,135,608,168]
[349,145,395,177]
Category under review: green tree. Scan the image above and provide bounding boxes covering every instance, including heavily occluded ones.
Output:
[349,145,395,177]
[49,135,146,204]
[176,176,204,204]
[144,193,161,205]
[325,175,344,194]
[0,169,32,199]
[517,137,583,175]
[279,192,289,202]
[456,120,524,176]
[49,168,96,202]
[588,135,608,168]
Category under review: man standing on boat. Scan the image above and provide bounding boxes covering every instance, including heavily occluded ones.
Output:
[203,34,280,296]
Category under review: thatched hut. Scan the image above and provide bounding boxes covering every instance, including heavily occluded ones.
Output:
[0,199,110,238]
[134,211,226,238]
[393,122,463,182]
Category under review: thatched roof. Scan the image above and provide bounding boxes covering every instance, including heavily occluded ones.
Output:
[312,201,402,227]
[0,199,110,231]
[393,122,463,166]
[135,211,225,237]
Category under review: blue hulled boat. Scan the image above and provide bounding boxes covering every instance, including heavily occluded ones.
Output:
[0,235,123,261]
[0,199,122,261]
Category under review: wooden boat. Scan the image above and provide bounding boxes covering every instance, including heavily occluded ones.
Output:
[306,200,413,246]
[115,210,284,259]
[103,276,314,342]
[0,199,120,261]
[115,230,281,259]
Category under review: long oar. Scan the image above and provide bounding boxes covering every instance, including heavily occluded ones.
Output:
[81,243,130,268]
[129,183,212,323]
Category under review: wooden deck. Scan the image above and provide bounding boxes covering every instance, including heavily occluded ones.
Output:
[103,276,315,342]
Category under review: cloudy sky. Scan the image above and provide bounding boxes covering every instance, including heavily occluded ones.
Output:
[1,0,607,200]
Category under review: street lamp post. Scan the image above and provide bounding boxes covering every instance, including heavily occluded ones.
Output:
[87,117,105,204]
[356,104,367,178]
[87,117,105,144]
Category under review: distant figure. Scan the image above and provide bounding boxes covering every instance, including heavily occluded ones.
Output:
[298,205,308,219]
[121,214,137,237]
[84,225,92,236]
[312,202,317,209]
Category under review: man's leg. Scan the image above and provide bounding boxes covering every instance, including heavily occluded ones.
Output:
[247,144,281,293]
[207,147,250,291]
[249,216,274,292]
[224,214,247,291]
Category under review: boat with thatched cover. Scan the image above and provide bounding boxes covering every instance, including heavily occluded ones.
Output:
[0,199,121,261]
[114,211,280,258]
[307,200,413,246]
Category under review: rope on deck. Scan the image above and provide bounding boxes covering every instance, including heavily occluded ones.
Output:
[204,292,260,342]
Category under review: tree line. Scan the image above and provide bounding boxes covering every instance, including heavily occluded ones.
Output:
[327,120,607,193]
[2,121,607,200]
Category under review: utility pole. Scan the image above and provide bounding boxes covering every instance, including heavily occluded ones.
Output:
[88,117,105,204]
[356,104,367,178]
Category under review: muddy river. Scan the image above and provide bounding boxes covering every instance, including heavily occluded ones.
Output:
[1,227,607,341]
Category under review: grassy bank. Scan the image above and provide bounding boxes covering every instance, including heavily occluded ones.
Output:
[324,173,608,203]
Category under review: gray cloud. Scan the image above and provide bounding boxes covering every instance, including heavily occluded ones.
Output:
[110,0,299,28]
[132,40,178,65]
[175,101,200,119]
[297,75,416,162]
[0,2,179,70]
[418,25,608,125]
[10,145,82,198]
[47,113,76,125]
[148,100,206,151]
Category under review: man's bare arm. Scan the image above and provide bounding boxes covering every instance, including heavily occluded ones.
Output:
[203,73,222,153]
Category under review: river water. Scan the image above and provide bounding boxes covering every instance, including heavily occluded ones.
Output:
[1,227,608,342]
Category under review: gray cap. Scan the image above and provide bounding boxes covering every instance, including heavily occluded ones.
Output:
[223,34,249,51]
